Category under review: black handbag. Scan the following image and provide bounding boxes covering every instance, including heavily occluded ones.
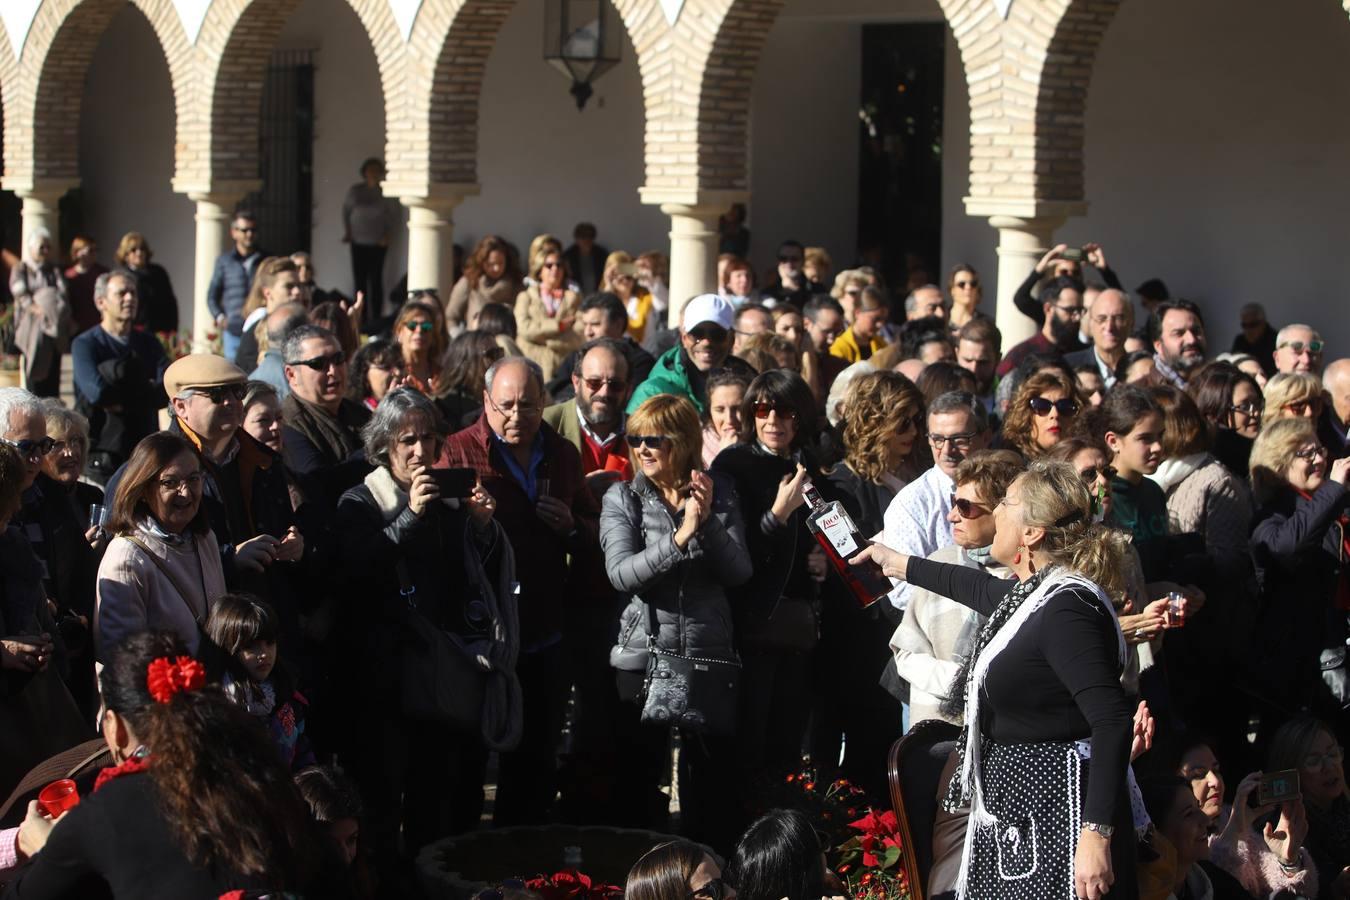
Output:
[396,561,488,733]
[639,600,741,736]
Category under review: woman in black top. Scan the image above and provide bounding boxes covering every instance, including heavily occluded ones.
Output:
[856,459,1135,900]
[711,370,828,799]
[5,631,343,899]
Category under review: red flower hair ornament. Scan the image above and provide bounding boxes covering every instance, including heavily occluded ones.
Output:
[146,655,206,704]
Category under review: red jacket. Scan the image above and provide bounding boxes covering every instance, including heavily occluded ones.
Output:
[440,415,600,647]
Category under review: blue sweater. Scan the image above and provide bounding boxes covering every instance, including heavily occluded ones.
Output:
[206,249,263,335]
[71,326,168,459]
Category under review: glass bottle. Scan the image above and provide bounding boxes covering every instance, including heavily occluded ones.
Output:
[802,481,893,609]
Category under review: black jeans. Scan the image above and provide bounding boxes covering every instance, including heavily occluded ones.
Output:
[494,640,570,825]
[351,243,387,332]
[738,645,811,797]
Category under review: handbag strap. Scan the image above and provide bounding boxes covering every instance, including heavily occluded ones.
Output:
[645,597,659,649]
[123,534,207,626]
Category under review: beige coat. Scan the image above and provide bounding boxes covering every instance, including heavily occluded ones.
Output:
[445,275,518,332]
[514,285,582,382]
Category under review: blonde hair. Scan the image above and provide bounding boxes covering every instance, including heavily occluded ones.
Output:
[600,251,635,291]
[242,257,298,318]
[529,246,564,281]
[527,234,561,269]
[841,371,925,484]
[115,232,150,266]
[1016,459,1131,601]
[830,268,870,300]
[626,395,704,489]
[1263,372,1323,424]
[1249,417,1317,505]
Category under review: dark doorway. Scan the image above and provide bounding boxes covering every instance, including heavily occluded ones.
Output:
[243,48,315,255]
[857,24,945,299]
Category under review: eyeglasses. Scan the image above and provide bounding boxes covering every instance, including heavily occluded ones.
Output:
[895,414,921,435]
[286,350,347,371]
[1,436,55,460]
[687,326,728,344]
[1294,445,1328,462]
[1029,397,1079,417]
[954,280,979,289]
[1052,304,1085,319]
[625,434,670,450]
[1303,746,1344,770]
[1283,399,1323,416]
[1279,340,1324,355]
[688,878,728,900]
[193,384,246,405]
[1228,402,1263,417]
[1080,465,1116,483]
[403,320,435,333]
[541,261,562,270]
[487,395,541,419]
[949,494,989,519]
[581,376,627,393]
[928,432,975,450]
[752,402,798,421]
[158,471,204,494]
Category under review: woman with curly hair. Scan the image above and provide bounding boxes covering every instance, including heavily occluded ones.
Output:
[445,235,521,333]
[347,338,405,410]
[5,631,343,897]
[392,299,448,394]
[1000,370,1083,459]
[811,370,925,795]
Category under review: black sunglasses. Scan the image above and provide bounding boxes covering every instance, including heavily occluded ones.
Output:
[286,350,348,371]
[1028,397,1079,417]
[1080,465,1116,483]
[581,376,627,392]
[687,326,727,344]
[625,434,671,450]
[195,384,246,404]
[949,494,989,519]
[2,436,55,459]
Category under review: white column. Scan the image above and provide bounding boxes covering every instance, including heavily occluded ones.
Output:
[660,203,723,328]
[13,180,78,254]
[987,215,1067,348]
[186,193,234,353]
[397,184,476,304]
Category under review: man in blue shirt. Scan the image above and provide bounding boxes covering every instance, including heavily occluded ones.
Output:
[71,269,169,483]
[207,210,264,360]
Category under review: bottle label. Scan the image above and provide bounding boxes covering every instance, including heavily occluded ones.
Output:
[819,510,859,557]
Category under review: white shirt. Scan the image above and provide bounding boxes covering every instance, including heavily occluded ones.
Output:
[875,464,955,611]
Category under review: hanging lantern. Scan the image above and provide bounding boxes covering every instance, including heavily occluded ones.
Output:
[543,0,621,110]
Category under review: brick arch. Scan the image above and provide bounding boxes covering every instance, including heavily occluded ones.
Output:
[5,0,190,186]
[189,0,405,188]
[401,0,667,192]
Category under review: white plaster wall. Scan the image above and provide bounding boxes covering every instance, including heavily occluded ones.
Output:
[1070,0,1350,355]
[78,5,194,328]
[278,0,400,310]
[452,0,664,264]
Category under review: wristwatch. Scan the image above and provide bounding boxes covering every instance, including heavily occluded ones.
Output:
[1083,822,1115,838]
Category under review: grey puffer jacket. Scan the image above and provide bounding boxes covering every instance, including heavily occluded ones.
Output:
[602,471,752,672]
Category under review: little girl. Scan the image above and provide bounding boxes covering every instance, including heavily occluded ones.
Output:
[206,593,315,771]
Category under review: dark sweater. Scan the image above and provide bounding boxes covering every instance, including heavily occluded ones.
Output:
[904,557,1132,825]
[70,326,168,462]
[1012,263,1124,326]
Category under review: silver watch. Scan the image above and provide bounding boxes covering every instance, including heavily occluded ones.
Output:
[1083,821,1115,838]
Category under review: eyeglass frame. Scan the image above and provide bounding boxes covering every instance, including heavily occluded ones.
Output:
[0,436,55,460]
[949,493,991,519]
[486,394,542,420]
[285,350,348,371]
[157,471,205,494]
[180,383,246,405]
[928,431,976,450]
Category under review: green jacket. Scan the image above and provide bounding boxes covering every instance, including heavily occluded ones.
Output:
[542,399,583,454]
[627,345,701,415]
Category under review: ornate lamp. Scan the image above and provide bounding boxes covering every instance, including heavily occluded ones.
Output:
[544,0,621,110]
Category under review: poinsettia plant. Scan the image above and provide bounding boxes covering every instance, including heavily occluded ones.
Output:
[521,869,622,900]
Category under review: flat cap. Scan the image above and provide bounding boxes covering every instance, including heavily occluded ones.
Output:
[164,354,247,399]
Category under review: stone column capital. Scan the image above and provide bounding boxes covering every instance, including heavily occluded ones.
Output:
[639,187,748,217]
[3,177,80,201]
[174,179,262,207]
[964,197,1088,223]
[393,182,480,212]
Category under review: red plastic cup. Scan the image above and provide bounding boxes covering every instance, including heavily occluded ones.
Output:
[38,779,79,817]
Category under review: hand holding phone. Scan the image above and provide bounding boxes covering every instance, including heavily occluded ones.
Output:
[429,467,478,499]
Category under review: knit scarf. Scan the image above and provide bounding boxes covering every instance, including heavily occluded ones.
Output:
[940,565,1050,804]
[282,394,364,468]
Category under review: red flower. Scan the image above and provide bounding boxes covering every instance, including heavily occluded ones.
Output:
[146,656,205,704]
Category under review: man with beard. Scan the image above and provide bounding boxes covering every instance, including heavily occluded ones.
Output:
[995,275,1087,377]
[282,323,373,503]
[544,338,631,494]
[1066,288,1133,389]
[1151,298,1208,389]
[545,293,654,402]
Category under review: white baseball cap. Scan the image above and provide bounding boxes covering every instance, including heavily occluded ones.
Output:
[681,293,735,332]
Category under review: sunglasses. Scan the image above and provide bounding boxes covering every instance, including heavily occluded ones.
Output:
[778,255,803,265]
[949,494,989,519]
[542,261,563,269]
[1080,465,1116,483]
[286,350,347,371]
[1,436,55,460]
[688,878,728,900]
[1029,397,1079,417]
[954,280,980,289]
[1279,340,1324,355]
[625,434,670,450]
[752,402,798,421]
[581,376,627,392]
[194,383,247,404]
[403,320,435,333]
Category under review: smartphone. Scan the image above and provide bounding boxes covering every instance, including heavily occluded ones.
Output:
[1060,247,1085,262]
[429,467,477,498]
[1251,769,1300,807]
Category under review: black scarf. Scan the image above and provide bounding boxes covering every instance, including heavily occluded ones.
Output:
[941,565,1051,812]
[281,395,366,467]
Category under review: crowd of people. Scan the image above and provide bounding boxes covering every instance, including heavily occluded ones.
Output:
[0,198,1347,900]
